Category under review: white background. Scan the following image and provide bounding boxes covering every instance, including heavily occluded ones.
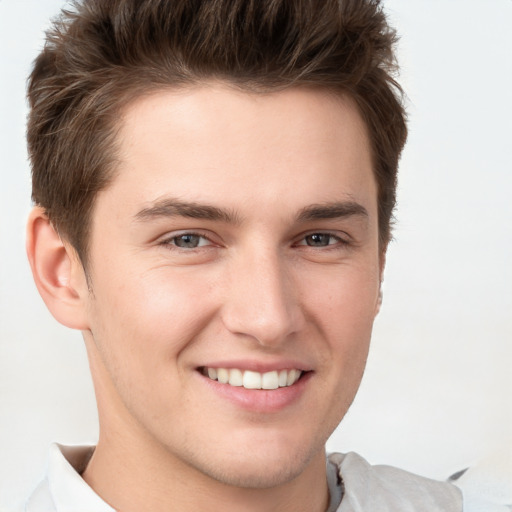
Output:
[1,0,511,509]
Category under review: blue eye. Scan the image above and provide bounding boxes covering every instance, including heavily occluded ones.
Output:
[169,234,210,249]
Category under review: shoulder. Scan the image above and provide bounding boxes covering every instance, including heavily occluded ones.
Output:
[330,450,512,512]
[449,448,512,512]
[329,452,462,512]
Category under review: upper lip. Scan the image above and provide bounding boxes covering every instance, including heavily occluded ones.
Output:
[197,359,313,373]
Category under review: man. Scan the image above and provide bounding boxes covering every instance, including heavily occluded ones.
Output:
[23,0,475,510]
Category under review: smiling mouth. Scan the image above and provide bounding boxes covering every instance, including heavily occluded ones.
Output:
[199,367,304,390]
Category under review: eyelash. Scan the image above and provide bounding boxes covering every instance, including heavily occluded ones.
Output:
[160,232,214,250]
[295,232,349,249]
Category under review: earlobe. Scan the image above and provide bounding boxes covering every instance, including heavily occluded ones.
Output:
[26,207,90,330]
[374,287,383,316]
[374,250,387,316]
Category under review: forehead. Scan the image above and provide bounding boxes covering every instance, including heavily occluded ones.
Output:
[117,84,371,161]
[103,84,376,220]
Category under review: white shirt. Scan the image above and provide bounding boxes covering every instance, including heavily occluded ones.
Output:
[25,444,511,512]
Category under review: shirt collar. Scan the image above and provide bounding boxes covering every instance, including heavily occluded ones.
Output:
[46,443,115,512]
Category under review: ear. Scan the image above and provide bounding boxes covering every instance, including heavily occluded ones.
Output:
[374,287,383,316]
[374,249,387,316]
[26,207,90,330]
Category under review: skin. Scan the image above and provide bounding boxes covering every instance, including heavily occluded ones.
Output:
[27,85,383,512]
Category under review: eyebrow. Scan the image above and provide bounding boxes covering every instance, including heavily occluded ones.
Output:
[296,201,369,222]
[134,198,368,224]
[134,198,241,224]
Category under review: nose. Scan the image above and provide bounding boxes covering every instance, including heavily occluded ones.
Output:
[221,248,304,347]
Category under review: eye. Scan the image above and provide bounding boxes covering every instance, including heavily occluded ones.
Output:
[165,233,212,249]
[298,233,344,247]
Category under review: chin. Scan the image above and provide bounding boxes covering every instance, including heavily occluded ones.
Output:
[201,452,313,489]
[179,429,326,490]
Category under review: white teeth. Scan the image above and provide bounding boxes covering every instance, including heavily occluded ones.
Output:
[243,370,262,389]
[262,371,279,390]
[204,367,303,389]
[217,368,229,384]
[228,368,243,387]
[286,369,298,386]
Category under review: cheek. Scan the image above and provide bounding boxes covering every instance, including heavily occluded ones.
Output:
[85,268,221,428]
[301,262,379,380]
[303,261,380,327]
[87,265,218,377]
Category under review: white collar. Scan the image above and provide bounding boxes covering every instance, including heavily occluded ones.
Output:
[26,443,114,512]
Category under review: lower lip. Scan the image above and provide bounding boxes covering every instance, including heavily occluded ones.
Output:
[197,371,312,413]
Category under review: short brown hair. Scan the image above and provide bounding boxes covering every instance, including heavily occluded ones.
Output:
[27,0,407,264]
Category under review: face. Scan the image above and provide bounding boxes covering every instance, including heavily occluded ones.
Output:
[81,85,382,488]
